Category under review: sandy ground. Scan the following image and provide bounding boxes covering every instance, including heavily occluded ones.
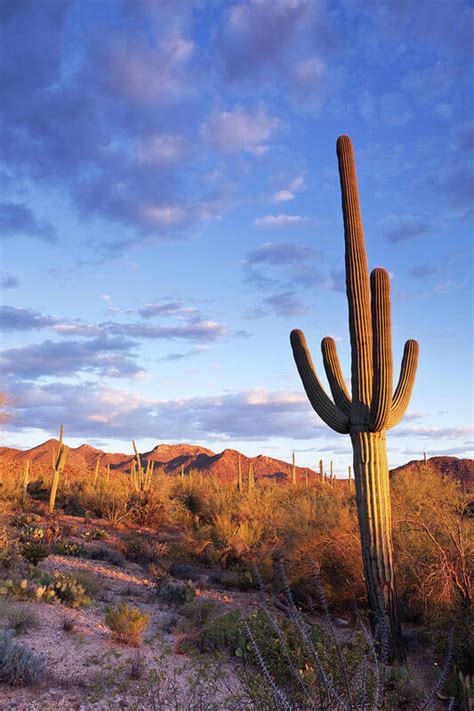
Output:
[0,536,252,710]
[0,518,448,710]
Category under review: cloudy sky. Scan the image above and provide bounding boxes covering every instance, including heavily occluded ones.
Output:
[1,0,473,469]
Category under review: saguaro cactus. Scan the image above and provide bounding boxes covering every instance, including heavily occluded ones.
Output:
[49,425,69,513]
[290,135,418,659]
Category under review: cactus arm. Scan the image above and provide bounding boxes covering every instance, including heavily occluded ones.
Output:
[321,336,352,416]
[387,339,419,429]
[290,329,350,434]
[369,268,393,432]
[336,135,373,422]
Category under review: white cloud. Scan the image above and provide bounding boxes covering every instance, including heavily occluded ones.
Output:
[271,175,305,202]
[140,204,189,228]
[202,106,280,154]
[255,214,310,227]
[137,133,186,165]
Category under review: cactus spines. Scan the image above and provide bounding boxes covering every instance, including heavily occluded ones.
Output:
[290,135,419,660]
[237,454,243,493]
[49,424,68,513]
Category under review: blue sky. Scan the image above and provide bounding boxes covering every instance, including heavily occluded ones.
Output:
[1,0,473,470]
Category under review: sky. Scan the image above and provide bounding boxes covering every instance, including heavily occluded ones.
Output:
[1,0,473,471]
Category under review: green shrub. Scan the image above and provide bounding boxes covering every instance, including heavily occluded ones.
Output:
[0,630,45,686]
[19,541,49,567]
[6,605,40,635]
[53,539,86,557]
[80,528,108,541]
[86,545,125,567]
[155,577,196,606]
[36,571,92,608]
[200,609,248,655]
[0,578,33,601]
[121,532,168,566]
[105,601,150,646]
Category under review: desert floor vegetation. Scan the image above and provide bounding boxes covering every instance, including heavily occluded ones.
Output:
[0,454,472,709]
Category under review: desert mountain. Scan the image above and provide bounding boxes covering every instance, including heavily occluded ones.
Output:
[390,456,474,492]
[0,441,472,489]
[0,440,314,482]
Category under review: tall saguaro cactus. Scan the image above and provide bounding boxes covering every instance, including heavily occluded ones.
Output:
[290,135,419,659]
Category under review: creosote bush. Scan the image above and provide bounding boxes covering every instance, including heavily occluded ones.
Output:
[0,629,45,686]
[6,604,40,636]
[155,576,196,606]
[105,601,150,647]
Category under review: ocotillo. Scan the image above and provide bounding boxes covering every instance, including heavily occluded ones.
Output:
[290,135,418,660]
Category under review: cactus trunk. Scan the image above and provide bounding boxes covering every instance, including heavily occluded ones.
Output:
[351,431,402,655]
[290,135,419,661]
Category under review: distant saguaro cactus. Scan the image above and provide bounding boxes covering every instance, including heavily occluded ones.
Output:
[49,425,69,513]
[290,135,418,660]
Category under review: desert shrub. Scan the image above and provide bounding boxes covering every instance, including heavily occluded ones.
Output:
[19,541,49,567]
[61,614,75,633]
[53,539,86,557]
[80,528,108,540]
[105,601,150,646]
[180,490,204,517]
[18,525,44,542]
[155,576,196,606]
[169,561,202,581]
[85,544,125,567]
[0,629,45,686]
[36,571,92,608]
[0,578,34,601]
[0,527,20,571]
[212,567,257,591]
[424,601,474,677]
[6,605,40,635]
[10,513,42,530]
[392,467,473,619]
[121,532,168,567]
[72,570,102,598]
[200,609,248,655]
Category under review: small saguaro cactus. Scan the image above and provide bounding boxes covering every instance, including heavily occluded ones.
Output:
[290,135,419,660]
[131,441,154,492]
[319,459,324,480]
[49,425,69,513]
[237,454,243,493]
[22,460,30,495]
[92,454,101,488]
[291,452,297,485]
[248,462,255,493]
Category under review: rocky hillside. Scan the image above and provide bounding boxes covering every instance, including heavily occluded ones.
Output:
[1,440,472,490]
[0,440,316,483]
[390,456,474,492]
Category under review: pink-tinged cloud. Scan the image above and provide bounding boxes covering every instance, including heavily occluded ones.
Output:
[202,106,280,154]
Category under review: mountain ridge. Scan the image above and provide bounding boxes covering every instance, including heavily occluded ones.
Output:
[0,441,472,489]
